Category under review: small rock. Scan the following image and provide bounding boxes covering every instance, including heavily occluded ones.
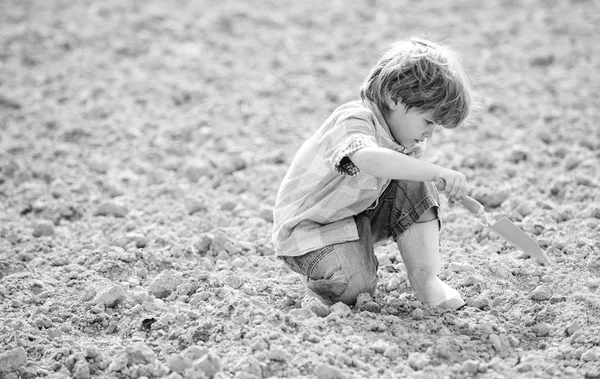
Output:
[32,220,55,237]
[93,285,127,308]
[93,201,128,217]
[531,285,553,301]
[315,363,344,379]
[148,269,183,298]
[0,347,27,373]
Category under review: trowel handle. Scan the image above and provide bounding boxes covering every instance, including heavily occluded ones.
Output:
[435,180,484,214]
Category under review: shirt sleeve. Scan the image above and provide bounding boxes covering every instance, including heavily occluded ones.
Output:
[323,115,378,176]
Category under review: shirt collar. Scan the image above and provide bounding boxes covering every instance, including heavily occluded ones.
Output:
[363,100,407,153]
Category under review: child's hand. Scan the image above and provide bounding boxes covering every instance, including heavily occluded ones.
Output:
[436,169,467,202]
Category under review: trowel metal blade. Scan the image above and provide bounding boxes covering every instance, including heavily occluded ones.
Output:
[490,217,551,265]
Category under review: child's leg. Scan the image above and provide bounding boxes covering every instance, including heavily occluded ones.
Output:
[368,180,464,309]
[279,214,378,306]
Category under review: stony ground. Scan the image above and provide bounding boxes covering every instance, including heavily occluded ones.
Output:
[1,1,600,378]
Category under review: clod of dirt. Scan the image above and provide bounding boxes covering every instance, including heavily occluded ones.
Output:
[315,363,344,379]
[0,347,27,374]
[32,220,55,237]
[93,201,128,217]
[472,188,511,208]
[93,285,127,307]
[355,293,381,313]
[530,285,553,301]
[148,269,183,298]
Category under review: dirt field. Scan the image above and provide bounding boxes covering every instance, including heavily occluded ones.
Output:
[1,1,600,378]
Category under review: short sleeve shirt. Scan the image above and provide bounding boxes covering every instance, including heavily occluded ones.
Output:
[272,100,426,257]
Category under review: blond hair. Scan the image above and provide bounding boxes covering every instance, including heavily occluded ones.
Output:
[359,37,475,128]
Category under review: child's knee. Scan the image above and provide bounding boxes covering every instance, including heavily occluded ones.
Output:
[339,275,378,306]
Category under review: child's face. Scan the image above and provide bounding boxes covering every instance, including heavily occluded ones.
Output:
[383,101,440,148]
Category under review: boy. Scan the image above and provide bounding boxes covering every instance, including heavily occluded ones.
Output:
[272,37,475,310]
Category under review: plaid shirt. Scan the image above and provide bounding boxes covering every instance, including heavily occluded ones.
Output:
[272,100,425,257]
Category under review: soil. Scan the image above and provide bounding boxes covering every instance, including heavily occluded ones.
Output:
[1,1,600,378]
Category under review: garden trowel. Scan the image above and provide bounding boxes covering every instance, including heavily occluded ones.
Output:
[436,181,551,265]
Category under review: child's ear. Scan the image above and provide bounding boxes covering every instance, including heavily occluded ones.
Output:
[387,97,402,110]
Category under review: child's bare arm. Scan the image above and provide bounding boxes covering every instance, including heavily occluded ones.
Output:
[350,146,467,200]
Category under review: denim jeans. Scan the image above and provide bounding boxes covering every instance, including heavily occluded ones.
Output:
[279,180,440,306]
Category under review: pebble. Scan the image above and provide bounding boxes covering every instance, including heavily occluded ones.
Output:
[32,220,55,237]
[148,269,183,298]
[315,363,344,379]
[93,285,127,307]
[0,347,27,373]
[531,285,553,301]
[93,201,128,217]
